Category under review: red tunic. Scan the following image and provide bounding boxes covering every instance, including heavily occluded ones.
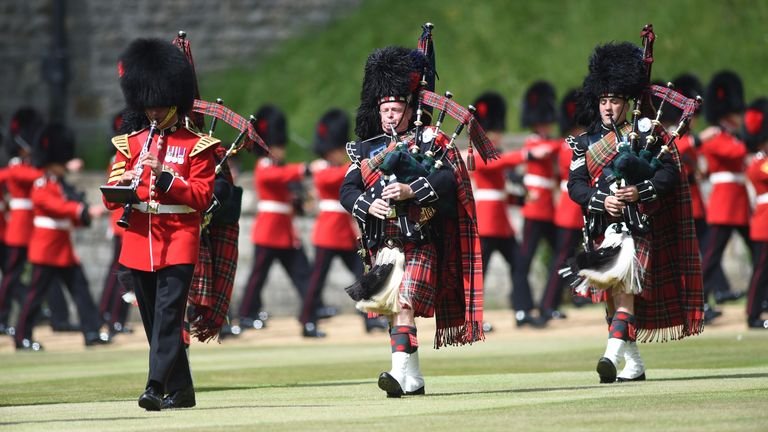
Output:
[700,130,749,226]
[0,169,7,243]
[311,163,357,250]
[28,174,84,267]
[250,158,305,248]
[103,126,217,271]
[105,156,126,238]
[747,153,768,241]
[4,158,44,247]
[471,149,526,238]
[676,134,705,220]
[521,135,559,222]
[553,140,584,229]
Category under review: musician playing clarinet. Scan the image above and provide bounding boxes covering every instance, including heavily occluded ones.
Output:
[340,44,487,398]
[102,38,217,411]
[565,36,703,384]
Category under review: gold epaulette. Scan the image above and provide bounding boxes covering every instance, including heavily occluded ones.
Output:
[190,135,221,157]
[111,134,130,158]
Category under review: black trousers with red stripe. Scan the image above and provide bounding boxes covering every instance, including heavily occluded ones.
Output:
[98,237,131,329]
[747,241,768,321]
[540,227,582,312]
[239,245,309,319]
[701,224,752,299]
[0,245,71,328]
[130,264,194,393]
[512,219,556,312]
[14,263,102,346]
[300,246,361,324]
[480,236,522,310]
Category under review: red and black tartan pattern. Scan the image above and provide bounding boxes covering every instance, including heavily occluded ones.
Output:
[648,85,702,121]
[359,133,485,348]
[192,99,268,154]
[585,126,704,342]
[187,147,240,342]
[418,90,500,164]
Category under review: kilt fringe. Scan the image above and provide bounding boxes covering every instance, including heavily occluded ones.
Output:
[636,318,705,343]
[434,319,485,349]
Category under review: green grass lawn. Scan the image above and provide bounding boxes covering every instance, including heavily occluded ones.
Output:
[1,308,766,431]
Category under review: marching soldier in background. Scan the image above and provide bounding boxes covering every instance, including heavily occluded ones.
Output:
[470,91,549,328]
[0,107,74,335]
[565,39,703,383]
[514,81,560,325]
[99,111,134,337]
[539,89,586,320]
[238,104,311,330]
[102,38,217,410]
[699,71,750,320]
[743,98,768,329]
[299,108,388,338]
[341,44,488,397]
[13,123,109,350]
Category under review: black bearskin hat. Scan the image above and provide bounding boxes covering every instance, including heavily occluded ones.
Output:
[744,98,768,152]
[355,46,429,140]
[705,70,745,125]
[521,81,557,128]
[473,91,507,132]
[118,38,195,115]
[313,108,349,157]
[254,104,288,148]
[34,123,75,167]
[579,42,647,128]
[559,89,580,136]
[8,107,45,156]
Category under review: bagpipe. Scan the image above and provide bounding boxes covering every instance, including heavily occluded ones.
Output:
[559,24,702,296]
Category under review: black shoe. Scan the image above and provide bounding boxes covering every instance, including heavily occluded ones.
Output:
[617,373,646,382]
[52,322,81,332]
[482,321,494,333]
[405,386,426,396]
[703,305,723,324]
[161,386,196,409]
[747,319,768,329]
[239,316,266,330]
[315,306,338,320]
[218,324,241,340]
[138,387,163,411]
[85,332,112,346]
[302,322,326,338]
[15,338,43,351]
[365,316,389,333]
[714,291,744,304]
[596,357,617,384]
[541,309,568,321]
[0,323,7,335]
[515,311,547,328]
[377,372,404,398]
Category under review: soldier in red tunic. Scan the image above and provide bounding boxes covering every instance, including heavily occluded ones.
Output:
[743,98,768,329]
[514,82,561,324]
[540,89,587,319]
[102,38,217,411]
[238,105,312,330]
[699,71,750,318]
[0,107,74,334]
[13,123,109,351]
[470,91,550,327]
[299,109,388,337]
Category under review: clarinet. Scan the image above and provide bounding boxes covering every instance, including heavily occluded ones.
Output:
[117,121,158,229]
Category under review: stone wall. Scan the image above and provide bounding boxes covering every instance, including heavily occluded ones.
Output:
[0,0,360,147]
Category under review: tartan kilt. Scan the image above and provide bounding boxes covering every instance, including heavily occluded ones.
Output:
[378,220,437,317]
